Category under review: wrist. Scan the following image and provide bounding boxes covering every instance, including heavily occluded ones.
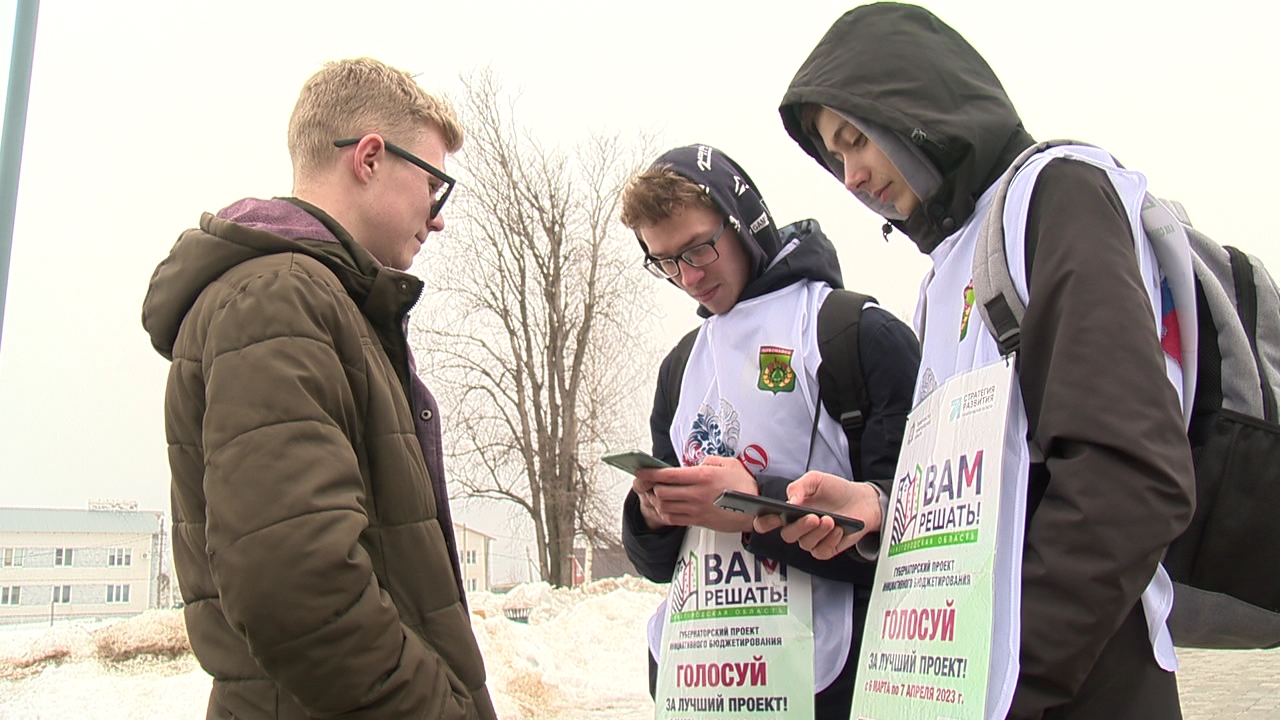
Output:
[855,482,885,534]
[731,459,760,495]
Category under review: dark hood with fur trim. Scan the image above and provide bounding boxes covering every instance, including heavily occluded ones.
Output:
[780,2,1036,254]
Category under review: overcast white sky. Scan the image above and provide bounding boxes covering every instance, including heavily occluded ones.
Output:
[0,1,1275,581]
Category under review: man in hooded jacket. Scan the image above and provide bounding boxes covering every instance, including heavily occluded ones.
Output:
[767,4,1196,719]
[619,144,920,719]
[141,58,496,719]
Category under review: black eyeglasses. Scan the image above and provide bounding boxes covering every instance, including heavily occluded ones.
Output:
[334,137,456,219]
[644,221,728,279]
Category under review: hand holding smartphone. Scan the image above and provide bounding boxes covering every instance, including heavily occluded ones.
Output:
[714,489,865,534]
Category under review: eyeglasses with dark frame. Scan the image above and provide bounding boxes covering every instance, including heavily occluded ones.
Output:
[333,137,456,220]
[643,221,729,279]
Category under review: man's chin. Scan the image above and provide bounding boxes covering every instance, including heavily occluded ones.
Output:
[700,296,731,316]
[855,191,908,221]
[397,249,422,272]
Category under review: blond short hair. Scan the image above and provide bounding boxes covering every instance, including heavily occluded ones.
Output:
[619,164,718,230]
[287,57,464,178]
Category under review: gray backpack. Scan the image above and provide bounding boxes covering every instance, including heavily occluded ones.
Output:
[973,140,1280,649]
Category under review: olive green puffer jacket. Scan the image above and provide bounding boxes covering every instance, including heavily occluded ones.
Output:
[143,198,496,720]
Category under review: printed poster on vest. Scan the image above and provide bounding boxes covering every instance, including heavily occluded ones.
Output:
[655,527,814,719]
[852,360,1024,720]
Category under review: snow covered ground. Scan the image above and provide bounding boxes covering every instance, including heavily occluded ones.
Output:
[8,578,1269,720]
[0,577,666,720]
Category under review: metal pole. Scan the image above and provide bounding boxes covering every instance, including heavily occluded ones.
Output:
[0,0,40,354]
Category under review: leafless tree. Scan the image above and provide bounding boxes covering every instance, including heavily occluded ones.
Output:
[414,68,658,586]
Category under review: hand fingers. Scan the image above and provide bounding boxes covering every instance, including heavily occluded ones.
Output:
[653,483,718,505]
[649,492,705,518]
[807,518,852,560]
[788,472,861,516]
[786,472,828,504]
[637,490,656,511]
[638,493,674,527]
[798,509,839,548]
[635,467,680,490]
[753,514,785,534]
[778,514,824,544]
[645,494,683,526]
[650,465,716,486]
[655,481,696,499]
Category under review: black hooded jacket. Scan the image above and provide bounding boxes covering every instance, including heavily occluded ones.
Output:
[779,5,1195,719]
[780,3,1034,254]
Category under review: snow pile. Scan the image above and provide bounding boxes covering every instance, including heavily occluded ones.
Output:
[0,622,95,681]
[474,575,661,625]
[93,609,191,662]
[475,577,666,718]
[0,611,191,681]
[0,577,668,719]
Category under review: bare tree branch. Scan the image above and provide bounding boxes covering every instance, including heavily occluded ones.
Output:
[412,67,660,586]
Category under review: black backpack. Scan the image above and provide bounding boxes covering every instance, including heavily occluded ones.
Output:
[974,140,1280,649]
[664,289,877,477]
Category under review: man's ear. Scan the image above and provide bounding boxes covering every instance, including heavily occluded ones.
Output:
[350,134,386,184]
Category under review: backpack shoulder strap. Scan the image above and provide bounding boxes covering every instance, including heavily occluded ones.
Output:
[816,289,875,477]
[1223,245,1278,421]
[663,327,700,420]
[973,139,1203,420]
[973,139,1094,356]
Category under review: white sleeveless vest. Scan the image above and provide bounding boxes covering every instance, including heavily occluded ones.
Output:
[648,279,862,691]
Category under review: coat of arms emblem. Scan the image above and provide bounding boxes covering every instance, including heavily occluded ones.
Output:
[757,345,796,394]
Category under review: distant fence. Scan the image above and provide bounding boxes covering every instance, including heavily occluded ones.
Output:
[0,608,143,626]
[502,606,532,624]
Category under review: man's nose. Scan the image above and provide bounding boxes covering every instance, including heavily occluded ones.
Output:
[677,262,705,288]
[843,162,870,193]
[428,212,445,233]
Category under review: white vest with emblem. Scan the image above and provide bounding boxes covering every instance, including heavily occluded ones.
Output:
[913,145,1188,674]
[647,279,859,691]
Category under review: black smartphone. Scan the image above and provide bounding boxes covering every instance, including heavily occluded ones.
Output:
[714,489,866,533]
[601,449,673,476]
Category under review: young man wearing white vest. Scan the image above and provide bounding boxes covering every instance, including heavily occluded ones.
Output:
[618,144,920,719]
[760,4,1197,719]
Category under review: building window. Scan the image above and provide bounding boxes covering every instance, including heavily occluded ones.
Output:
[108,548,132,567]
[1,586,19,605]
[465,550,477,565]
[52,585,71,604]
[468,578,478,592]
[1,548,22,567]
[106,584,130,604]
[55,548,74,567]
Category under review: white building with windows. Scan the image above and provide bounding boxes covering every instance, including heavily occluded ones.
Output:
[0,506,164,624]
[453,523,493,593]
